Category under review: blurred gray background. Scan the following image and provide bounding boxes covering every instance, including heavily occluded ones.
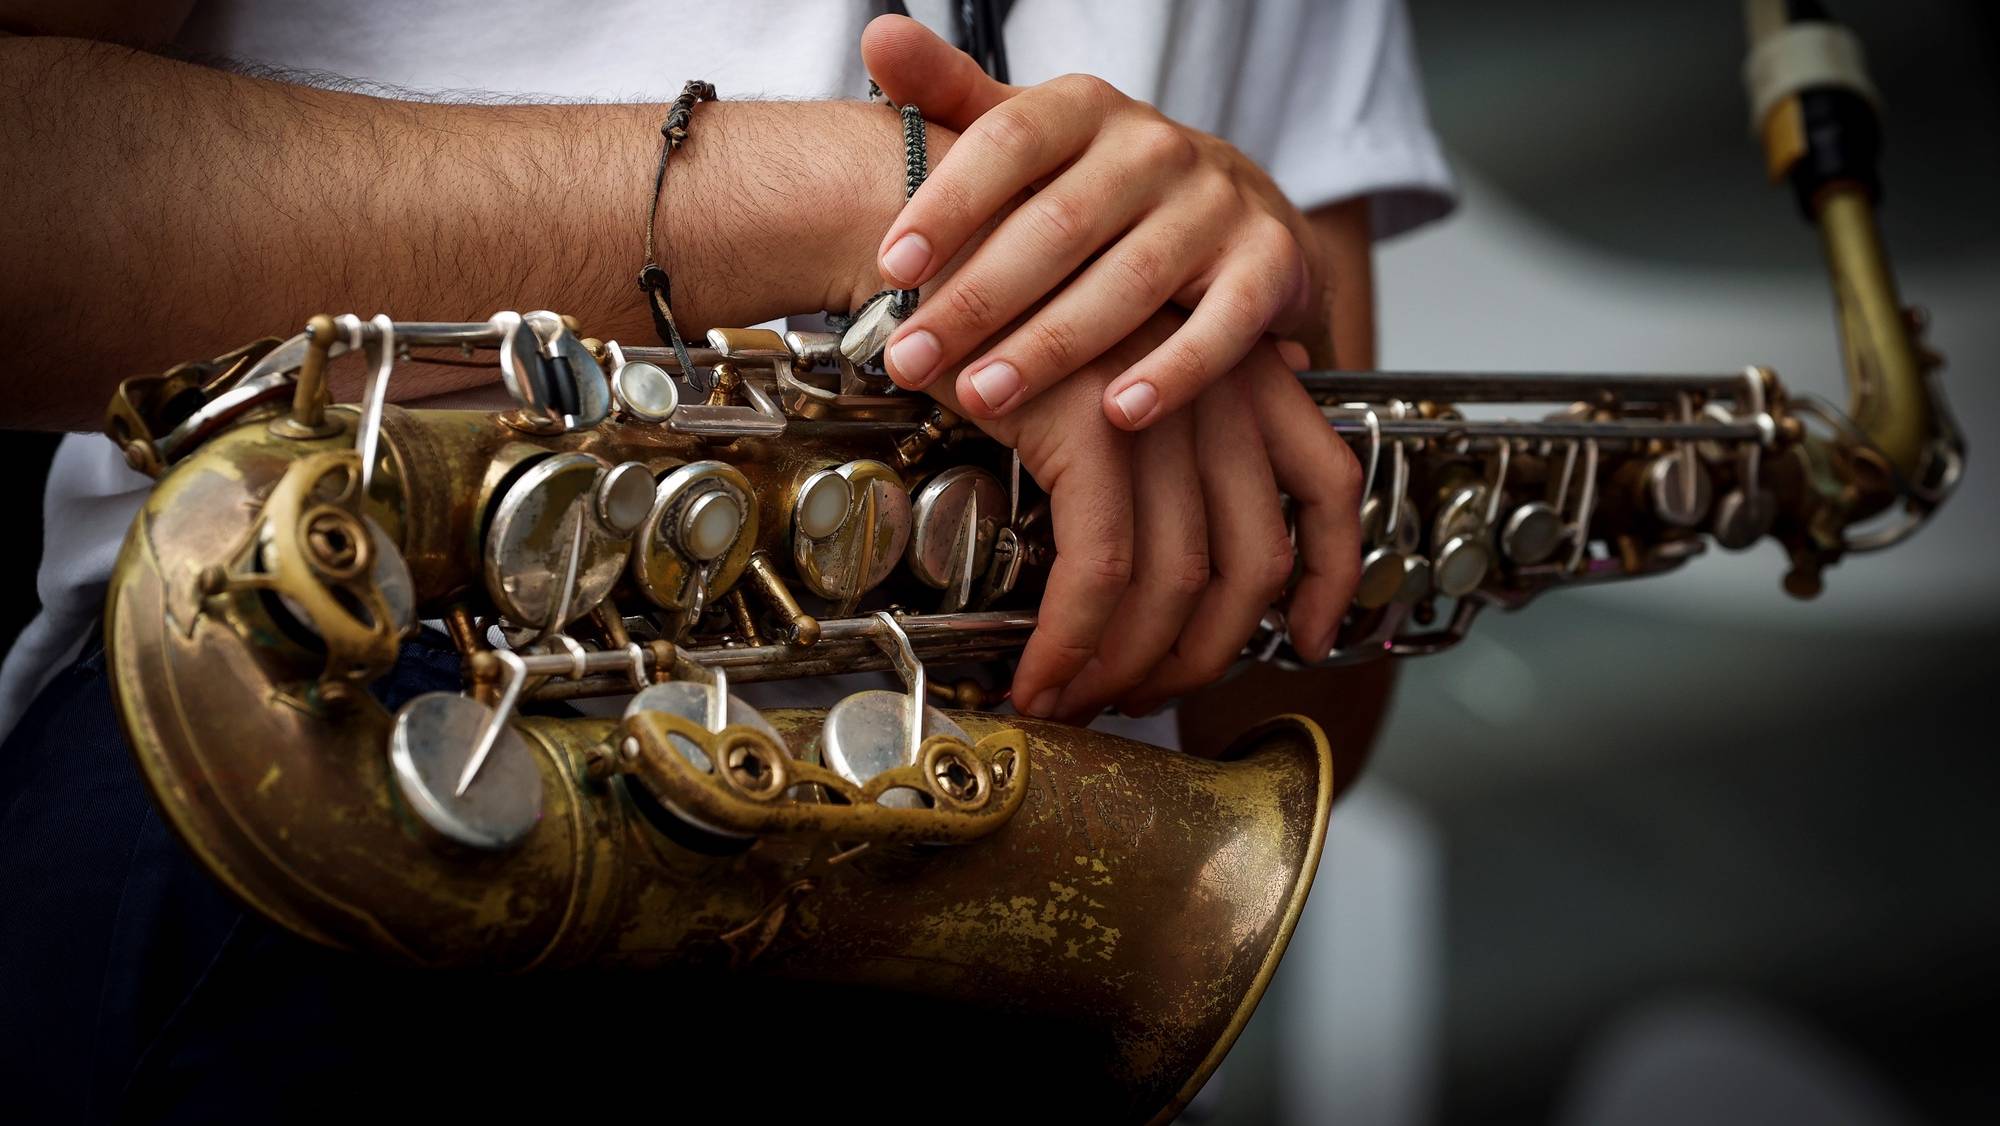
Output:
[1213,2,2000,1124]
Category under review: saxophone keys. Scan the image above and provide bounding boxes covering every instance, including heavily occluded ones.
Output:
[483,451,629,633]
[837,290,907,367]
[609,355,681,423]
[624,681,787,779]
[631,461,759,614]
[1433,534,1494,598]
[1431,482,1490,547]
[495,310,611,432]
[907,465,1008,599]
[1712,487,1778,550]
[1500,501,1566,565]
[680,490,745,561]
[595,461,657,537]
[1355,546,1407,609]
[794,468,853,540]
[388,692,543,852]
[1360,495,1421,556]
[789,460,911,602]
[819,690,971,810]
[1396,554,1434,603]
[1355,494,1424,609]
[1645,452,1715,527]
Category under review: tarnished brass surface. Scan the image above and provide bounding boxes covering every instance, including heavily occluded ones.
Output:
[105,427,1330,1119]
[1815,185,1932,476]
[625,713,1030,841]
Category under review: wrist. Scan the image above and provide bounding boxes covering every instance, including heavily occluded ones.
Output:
[652,99,955,331]
[825,107,959,319]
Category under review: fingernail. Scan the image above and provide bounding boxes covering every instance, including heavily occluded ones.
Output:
[965,361,1022,412]
[887,329,940,386]
[881,233,932,286]
[1023,688,1059,718]
[1111,380,1159,426]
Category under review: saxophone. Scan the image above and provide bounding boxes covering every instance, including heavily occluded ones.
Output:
[95,4,1961,1122]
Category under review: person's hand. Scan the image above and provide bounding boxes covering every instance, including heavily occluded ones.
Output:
[860,15,1327,433]
[939,312,1362,721]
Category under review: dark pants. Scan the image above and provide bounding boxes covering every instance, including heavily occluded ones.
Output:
[0,637,1049,1125]
[0,635,582,1124]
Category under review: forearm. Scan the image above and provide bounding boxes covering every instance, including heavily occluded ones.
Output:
[1303,198,1377,370]
[0,36,909,428]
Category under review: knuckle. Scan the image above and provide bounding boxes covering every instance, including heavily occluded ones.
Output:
[1024,317,1083,375]
[1254,214,1300,254]
[1078,73,1118,100]
[1158,334,1212,383]
[1183,647,1233,685]
[923,175,978,232]
[1107,243,1169,305]
[1084,548,1136,590]
[1259,221,1310,297]
[1191,168,1241,214]
[1160,548,1211,597]
[1027,190,1090,252]
[1251,536,1297,597]
[1138,121,1198,168]
[1044,635,1098,664]
[1056,72,1117,108]
[943,275,1001,331]
[1211,285,1276,340]
[981,104,1047,159]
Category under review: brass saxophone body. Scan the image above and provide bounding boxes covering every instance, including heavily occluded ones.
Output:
[107,356,1337,1121]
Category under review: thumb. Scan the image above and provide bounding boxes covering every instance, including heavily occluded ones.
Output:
[861,13,1019,130]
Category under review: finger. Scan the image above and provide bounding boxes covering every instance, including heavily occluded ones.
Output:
[941,208,1217,413]
[1050,411,1207,720]
[861,14,1018,130]
[1011,421,1135,719]
[1275,338,1311,371]
[877,75,1121,291]
[885,156,1163,392]
[1099,225,1308,429]
[1121,389,1292,714]
[1245,352,1362,660]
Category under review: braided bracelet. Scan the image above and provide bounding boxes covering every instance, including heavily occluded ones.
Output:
[837,99,931,366]
[637,80,717,392]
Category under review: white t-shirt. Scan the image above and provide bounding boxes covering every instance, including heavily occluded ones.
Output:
[0,0,1455,740]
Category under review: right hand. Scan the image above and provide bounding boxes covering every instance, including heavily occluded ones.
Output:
[862,17,1325,433]
[928,312,1362,722]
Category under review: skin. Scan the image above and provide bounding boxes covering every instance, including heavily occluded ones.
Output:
[0,2,1385,732]
[862,19,1382,732]
[864,17,1330,432]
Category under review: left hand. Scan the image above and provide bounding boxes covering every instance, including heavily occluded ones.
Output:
[928,311,1362,722]
[861,15,1326,432]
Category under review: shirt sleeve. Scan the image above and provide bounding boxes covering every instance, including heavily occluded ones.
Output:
[1223,0,1457,240]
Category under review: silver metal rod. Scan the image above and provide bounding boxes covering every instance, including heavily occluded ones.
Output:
[1325,416,1766,442]
[1300,370,1751,402]
[617,344,727,371]
[511,611,1039,698]
[393,321,508,348]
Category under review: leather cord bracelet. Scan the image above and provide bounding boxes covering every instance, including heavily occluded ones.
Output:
[637,80,717,392]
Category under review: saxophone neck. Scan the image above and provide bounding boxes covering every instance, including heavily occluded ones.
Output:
[1745,0,1946,479]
